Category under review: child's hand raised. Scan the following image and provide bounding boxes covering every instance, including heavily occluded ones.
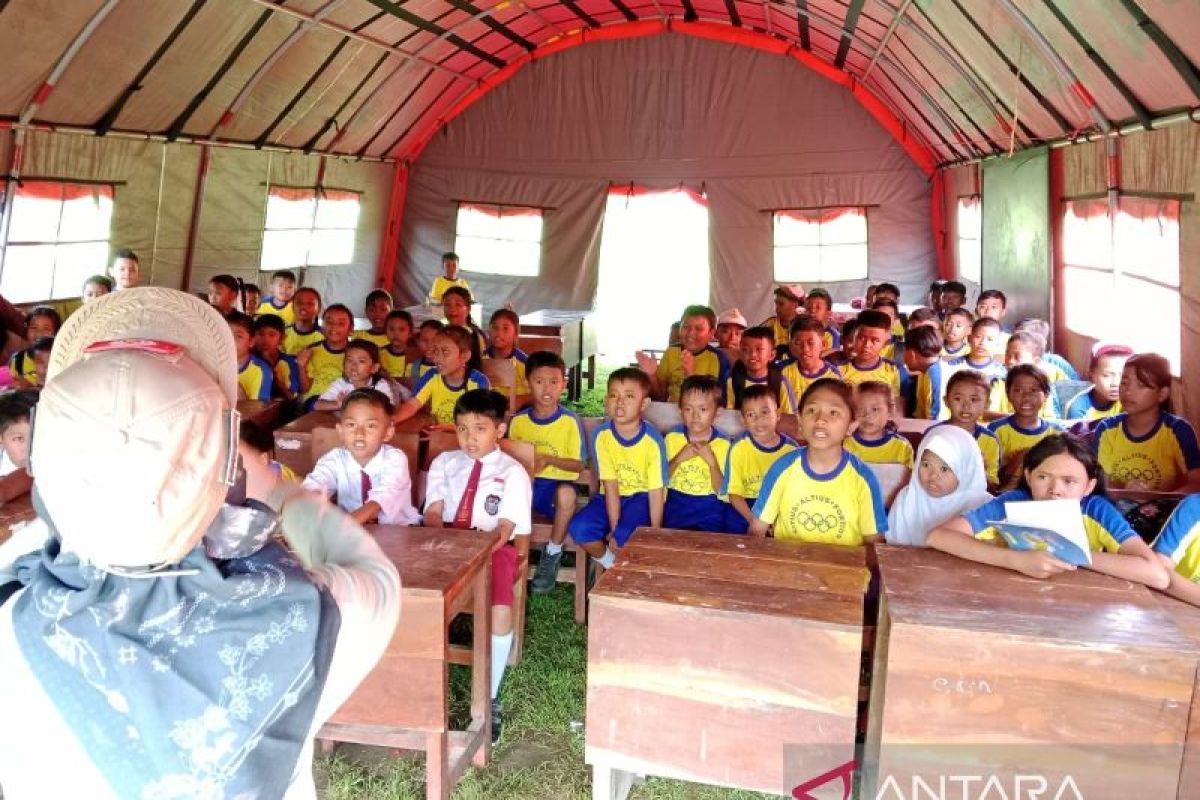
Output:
[296,347,315,368]
[634,351,658,375]
[679,348,695,376]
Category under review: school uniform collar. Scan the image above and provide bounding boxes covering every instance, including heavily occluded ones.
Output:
[800,448,849,480]
[850,357,883,372]
[610,420,650,447]
[467,446,507,466]
[291,323,321,335]
[384,344,406,356]
[528,405,565,424]
[1008,417,1049,436]
[321,340,347,354]
[852,430,894,447]
[746,431,789,453]
[672,424,721,442]
[266,297,289,309]
[442,371,476,391]
[350,443,391,473]
[800,361,832,378]
[1121,413,1163,443]
[965,356,997,369]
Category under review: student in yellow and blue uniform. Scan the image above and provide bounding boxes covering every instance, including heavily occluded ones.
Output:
[299,304,353,410]
[380,309,415,380]
[1094,353,1200,493]
[283,287,324,355]
[429,251,471,303]
[647,305,731,403]
[937,370,1002,488]
[844,381,914,469]
[228,311,273,402]
[940,307,972,360]
[725,326,789,412]
[8,306,60,388]
[568,368,667,571]
[441,286,488,355]
[759,283,805,352]
[949,318,1007,385]
[839,310,900,393]
[353,288,393,348]
[663,376,732,532]
[258,269,296,325]
[411,319,443,381]
[1064,343,1131,421]
[804,288,841,354]
[394,325,490,425]
[927,435,1167,589]
[903,324,943,418]
[992,331,1059,417]
[486,308,530,404]
[870,298,902,361]
[988,364,1062,489]
[722,384,799,534]
[873,282,906,340]
[1153,494,1200,606]
[778,317,842,414]
[252,314,301,400]
[753,378,886,545]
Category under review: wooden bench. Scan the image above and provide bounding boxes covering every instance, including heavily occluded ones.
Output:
[318,526,495,800]
[236,399,286,431]
[865,545,1198,799]
[585,528,868,798]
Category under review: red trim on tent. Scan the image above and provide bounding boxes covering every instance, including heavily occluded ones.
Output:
[929,170,950,279]
[608,182,708,207]
[1049,147,1066,348]
[376,161,410,291]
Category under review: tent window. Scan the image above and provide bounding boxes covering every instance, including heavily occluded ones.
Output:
[1062,197,1181,373]
[956,195,982,283]
[453,202,543,277]
[0,181,114,303]
[260,187,360,271]
[773,207,868,283]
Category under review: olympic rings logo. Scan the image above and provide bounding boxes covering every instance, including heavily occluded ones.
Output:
[793,512,841,533]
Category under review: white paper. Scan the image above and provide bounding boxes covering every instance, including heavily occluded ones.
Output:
[1003,498,1093,566]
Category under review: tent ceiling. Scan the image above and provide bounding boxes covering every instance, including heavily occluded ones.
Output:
[2,0,1198,167]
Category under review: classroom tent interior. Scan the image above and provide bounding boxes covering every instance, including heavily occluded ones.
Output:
[1,0,1199,417]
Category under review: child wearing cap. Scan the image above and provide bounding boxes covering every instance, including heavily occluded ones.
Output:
[715,308,747,367]
[1065,344,1132,420]
[760,284,805,352]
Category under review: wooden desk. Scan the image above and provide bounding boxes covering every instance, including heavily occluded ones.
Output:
[1156,594,1200,800]
[585,529,867,798]
[0,492,34,546]
[319,526,495,800]
[866,546,1198,799]
[236,399,285,431]
[520,309,597,399]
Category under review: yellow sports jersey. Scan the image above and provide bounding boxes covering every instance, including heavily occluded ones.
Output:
[485,347,530,398]
[592,419,668,496]
[379,345,409,380]
[413,368,491,424]
[301,342,347,401]
[753,449,886,545]
[283,324,324,356]
[271,353,302,397]
[410,357,437,381]
[890,319,905,339]
[1063,389,1121,421]
[988,380,1058,418]
[508,405,587,481]
[353,329,390,348]
[7,350,37,386]
[430,275,471,302]
[720,432,799,500]
[258,297,294,326]
[914,360,963,420]
[844,431,914,468]
[724,372,790,412]
[664,427,732,496]
[762,316,797,347]
[1153,494,1200,581]
[840,358,901,392]
[941,341,970,360]
[821,325,842,353]
[780,361,843,414]
[1094,413,1200,492]
[967,490,1135,553]
[932,422,1001,486]
[238,355,274,401]
[987,416,1061,481]
[657,345,731,403]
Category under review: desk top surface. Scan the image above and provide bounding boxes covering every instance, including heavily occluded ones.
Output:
[368,525,495,599]
[593,528,867,625]
[520,309,594,327]
[0,493,34,545]
[877,544,1195,651]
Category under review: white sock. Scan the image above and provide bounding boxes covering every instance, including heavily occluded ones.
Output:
[546,542,563,556]
[597,550,616,569]
[491,632,513,699]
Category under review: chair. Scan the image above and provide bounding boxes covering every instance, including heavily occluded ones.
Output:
[865,462,911,509]
[518,334,564,356]
[481,357,519,412]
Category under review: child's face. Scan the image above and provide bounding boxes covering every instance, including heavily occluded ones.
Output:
[343,347,377,385]
[272,277,296,303]
[26,315,56,342]
[1008,374,1046,419]
[82,281,109,303]
[208,282,237,312]
[740,335,773,376]
[853,326,889,364]
[254,326,283,356]
[1025,453,1095,501]
[442,257,459,279]
[791,330,824,367]
[876,288,899,305]
[32,350,49,386]
[740,395,779,442]
[431,334,469,376]
[1091,355,1127,403]
[244,289,261,315]
[113,257,139,290]
[716,323,743,350]
[1004,340,1036,369]
[976,297,1005,321]
[1,419,30,469]
[442,293,469,326]
[323,310,353,347]
[918,449,959,498]
[489,317,518,353]
[293,291,319,325]
[805,297,830,323]
[942,314,970,345]
[854,392,889,436]
[945,383,988,427]
[1119,365,1168,415]
[940,291,966,313]
[968,326,998,358]
[366,298,391,329]
[386,317,412,350]
[455,412,504,460]
[800,387,855,450]
[606,379,649,427]
[230,324,252,362]
[337,399,394,466]
[679,390,718,437]
[774,295,800,320]
[528,365,565,410]
[679,315,713,353]
[417,325,440,357]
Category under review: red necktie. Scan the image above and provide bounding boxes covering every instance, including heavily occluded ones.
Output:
[450,459,483,529]
[361,470,372,504]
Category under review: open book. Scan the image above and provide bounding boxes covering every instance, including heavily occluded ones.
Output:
[987,498,1093,566]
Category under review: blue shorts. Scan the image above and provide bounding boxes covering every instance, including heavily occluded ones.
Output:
[568,492,651,549]
[722,497,757,535]
[532,478,572,519]
[663,490,730,533]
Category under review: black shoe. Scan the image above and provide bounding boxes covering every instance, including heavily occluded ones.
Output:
[531,548,564,593]
[490,698,503,744]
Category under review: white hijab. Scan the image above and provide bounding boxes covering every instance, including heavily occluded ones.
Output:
[886,424,992,546]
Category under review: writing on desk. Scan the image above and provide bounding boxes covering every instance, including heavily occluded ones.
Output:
[932,677,992,696]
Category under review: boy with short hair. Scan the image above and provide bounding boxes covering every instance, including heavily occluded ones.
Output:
[871,298,902,360]
[243,283,261,317]
[761,284,805,350]
[411,319,443,380]
[228,311,273,401]
[298,303,353,409]
[780,316,842,413]
[663,376,731,532]
[430,251,471,303]
[207,274,240,317]
[715,308,747,355]
[283,286,324,355]
[827,318,858,367]
[726,326,789,412]
[938,369,1001,487]
[1065,343,1132,420]
[722,384,798,534]
[805,288,841,353]
[0,390,37,482]
[927,280,947,312]
[355,289,393,348]
[939,280,967,317]
[424,388,532,741]
[511,351,587,593]
[260,269,297,324]
[994,331,1059,417]
[486,308,531,405]
[949,317,1007,385]
[941,307,973,359]
[642,305,730,403]
[253,314,302,401]
[381,309,415,380]
[975,289,1010,356]
[303,387,420,526]
[568,368,667,570]
[841,310,900,392]
[902,324,943,417]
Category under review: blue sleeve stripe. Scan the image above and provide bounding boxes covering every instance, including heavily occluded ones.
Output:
[413,369,436,394]
[720,438,737,495]
[1167,415,1200,470]
[471,369,491,389]
[1085,495,1136,544]
[858,459,888,533]
[645,425,670,485]
[568,410,588,464]
[755,449,802,510]
[1153,495,1200,555]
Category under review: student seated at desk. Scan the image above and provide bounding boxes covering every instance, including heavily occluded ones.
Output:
[207,274,240,318]
[948,317,1007,386]
[380,309,415,381]
[486,308,531,406]
[1153,494,1200,606]
[639,305,730,404]
[252,314,302,401]
[722,384,798,534]
[394,325,490,426]
[886,424,991,546]
[778,317,842,412]
[938,370,1002,489]
[826,318,857,368]
[242,283,261,317]
[568,368,667,571]
[991,331,1059,417]
[313,340,401,411]
[1064,343,1131,421]
[229,311,273,402]
[424,389,531,742]
[752,379,886,545]
[9,337,52,391]
[9,306,59,388]
[903,324,943,418]
[804,288,841,354]
[926,435,1168,589]
[298,303,354,411]
[760,283,805,353]
[988,365,1062,490]
[283,287,325,355]
[940,307,972,361]
[0,389,36,492]
[259,268,296,324]
[303,388,420,526]
[726,326,789,412]
[663,376,731,532]
[714,307,747,360]
[430,250,470,303]
[441,286,488,355]
[840,310,900,393]
[844,381,914,478]
[1015,318,1079,381]
[354,289,392,348]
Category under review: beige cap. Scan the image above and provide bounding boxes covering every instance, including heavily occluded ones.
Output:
[716,308,748,328]
[774,283,806,303]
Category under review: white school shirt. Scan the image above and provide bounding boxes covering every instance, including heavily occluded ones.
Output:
[424,447,532,537]
[317,377,401,405]
[302,444,421,525]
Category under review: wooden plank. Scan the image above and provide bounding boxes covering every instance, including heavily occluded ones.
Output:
[1157,594,1200,800]
[0,493,35,545]
[236,399,284,430]
[623,528,867,570]
[368,525,494,597]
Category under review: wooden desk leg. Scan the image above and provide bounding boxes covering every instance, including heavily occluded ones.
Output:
[426,731,450,800]
[586,355,596,390]
[568,365,581,401]
[592,763,639,800]
[471,564,492,767]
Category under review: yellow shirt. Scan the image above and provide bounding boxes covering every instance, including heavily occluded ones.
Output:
[413,368,491,424]
[656,345,731,403]
[302,342,347,401]
[844,431,914,468]
[720,432,798,500]
[379,345,409,380]
[1153,494,1200,581]
[271,353,302,397]
[724,372,790,412]
[484,347,530,398]
[7,350,37,386]
[238,355,274,401]
[987,380,1058,419]
[508,405,587,481]
[941,341,970,360]
[780,361,843,414]
[1094,413,1200,492]
[283,324,324,356]
[753,448,886,545]
[354,329,390,348]
[761,316,798,347]
[987,416,1062,482]
[664,427,732,497]
[258,297,294,326]
[431,275,471,303]
[593,420,668,496]
[966,490,1135,553]
[841,358,901,393]
[913,360,963,420]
